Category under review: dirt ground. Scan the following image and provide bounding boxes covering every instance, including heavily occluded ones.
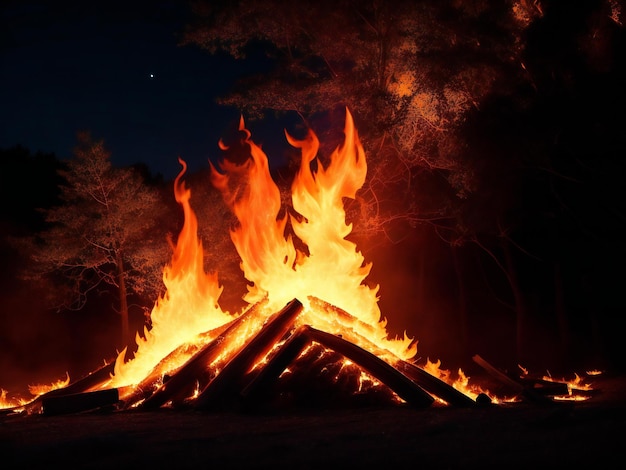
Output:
[1,373,624,469]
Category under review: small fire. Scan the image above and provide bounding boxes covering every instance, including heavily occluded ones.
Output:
[423,358,499,403]
[27,372,71,396]
[0,373,70,410]
[0,389,27,410]
[543,371,595,401]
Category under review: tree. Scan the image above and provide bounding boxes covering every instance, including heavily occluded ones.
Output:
[181,0,539,216]
[181,0,626,370]
[179,0,541,361]
[26,132,170,347]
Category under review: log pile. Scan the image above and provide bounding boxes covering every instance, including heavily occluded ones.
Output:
[10,298,594,416]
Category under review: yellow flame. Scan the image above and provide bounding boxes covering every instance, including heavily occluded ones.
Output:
[27,372,71,396]
[212,108,415,360]
[108,158,234,389]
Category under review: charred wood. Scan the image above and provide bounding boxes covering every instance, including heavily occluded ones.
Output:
[41,388,120,416]
[396,361,477,407]
[308,296,475,406]
[20,359,116,415]
[194,298,304,410]
[120,318,240,407]
[303,326,434,408]
[139,300,267,410]
[239,325,311,406]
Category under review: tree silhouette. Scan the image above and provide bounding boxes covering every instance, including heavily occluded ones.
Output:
[180,0,626,369]
[25,132,170,347]
[181,0,539,215]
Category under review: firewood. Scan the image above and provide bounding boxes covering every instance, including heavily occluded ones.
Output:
[120,318,240,407]
[472,354,555,404]
[194,298,304,410]
[20,359,116,415]
[308,296,475,406]
[139,299,268,410]
[41,388,120,416]
[395,361,477,407]
[472,354,524,393]
[239,325,311,405]
[303,326,434,408]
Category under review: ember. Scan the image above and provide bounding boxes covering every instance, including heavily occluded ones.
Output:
[0,109,595,415]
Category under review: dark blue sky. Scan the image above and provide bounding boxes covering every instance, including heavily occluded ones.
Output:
[0,1,248,180]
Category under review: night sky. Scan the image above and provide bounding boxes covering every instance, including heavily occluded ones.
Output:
[1,1,246,180]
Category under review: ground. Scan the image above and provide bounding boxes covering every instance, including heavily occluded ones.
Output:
[1,374,624,469]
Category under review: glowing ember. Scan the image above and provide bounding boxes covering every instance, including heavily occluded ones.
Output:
[423,358,497,403]
[27,372,71,396]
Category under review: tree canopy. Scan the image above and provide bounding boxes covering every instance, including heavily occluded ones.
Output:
[24,132,171,346]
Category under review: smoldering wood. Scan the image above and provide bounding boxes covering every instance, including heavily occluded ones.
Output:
[20,359,116,415]
[239,325,311,405]
[308,295,476,406]
[472,354,524,393]
[194,298,304,410]
[395,361,477,407]
[472,354,555,404]
[303,326,434,408]
[520,377,570,396]
[120,318,240,408]
[139,299,268,410]
[41,388,120,416]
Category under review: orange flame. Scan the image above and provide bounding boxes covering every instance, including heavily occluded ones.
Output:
[107,158,234,390]
[99,108,417,402]
[211,108,415,359]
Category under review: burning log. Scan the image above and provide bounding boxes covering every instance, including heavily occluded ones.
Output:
[139,299,268,410]
[395,361,477,407]
[472,354,555,404]
[48,359,116,397]
[41,388,120,416]
[18,359,116,415]
[194,298,304,410]
[472,354,524,393]
[241,324,435,408]
[520,376,570,396]
[239,325,311,405]
[307,296,476,406]
[302,326,434,408]
[120,317,241,407]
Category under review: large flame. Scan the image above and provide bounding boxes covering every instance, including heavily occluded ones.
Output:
[0,108,597,410]
[212,110,415,357]
[106,107,414,395]
[107,159,234,389]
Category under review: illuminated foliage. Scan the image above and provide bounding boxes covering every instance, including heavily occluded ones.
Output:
[28,132,170,345]
[182,0,535,202]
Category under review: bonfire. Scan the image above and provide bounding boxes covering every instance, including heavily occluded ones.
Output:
[0,109,595,415]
